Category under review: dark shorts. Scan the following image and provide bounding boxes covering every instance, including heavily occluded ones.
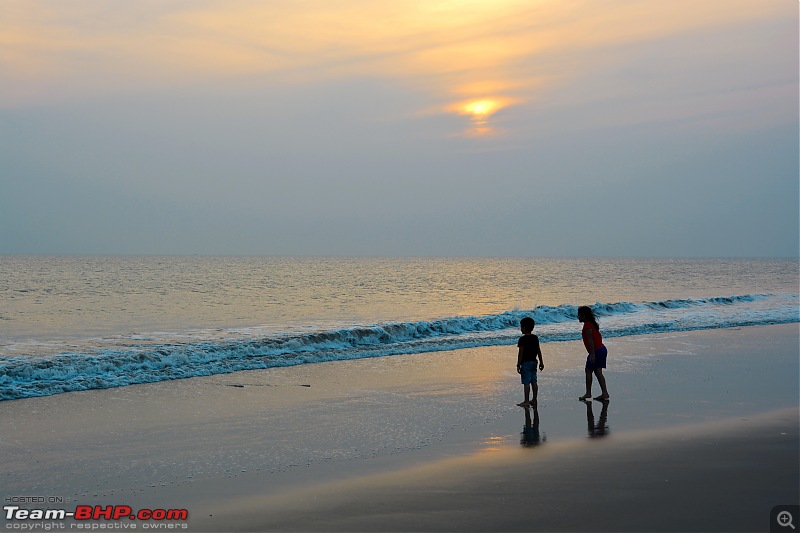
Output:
[520,360,538,385]
[586,346,608,370]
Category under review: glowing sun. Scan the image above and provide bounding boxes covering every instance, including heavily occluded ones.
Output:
[449,97,515,136]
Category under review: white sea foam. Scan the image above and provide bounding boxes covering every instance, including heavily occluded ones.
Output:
[0,293,796,400]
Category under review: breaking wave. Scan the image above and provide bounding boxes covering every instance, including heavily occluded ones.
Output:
[0,293,796,400]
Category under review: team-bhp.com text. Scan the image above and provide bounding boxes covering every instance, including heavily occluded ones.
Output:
[4,506,189,530]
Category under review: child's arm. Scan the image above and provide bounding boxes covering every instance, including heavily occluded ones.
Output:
[517,346,523,373]
[537,345,544,371]
[583,328,595,364]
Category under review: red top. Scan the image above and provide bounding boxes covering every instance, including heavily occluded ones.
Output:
[582,322,604,352]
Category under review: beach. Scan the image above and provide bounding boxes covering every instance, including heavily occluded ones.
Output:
[1,323,797,532]
[3,0,798,529]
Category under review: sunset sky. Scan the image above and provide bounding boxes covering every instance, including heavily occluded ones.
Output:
[1,0,797,257]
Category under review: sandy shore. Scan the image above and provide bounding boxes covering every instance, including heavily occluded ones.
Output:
[206,407,799,532]
[1,324,798,532]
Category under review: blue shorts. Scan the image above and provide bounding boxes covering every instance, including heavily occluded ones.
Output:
[586,346,607,370]
[520,360,538,385]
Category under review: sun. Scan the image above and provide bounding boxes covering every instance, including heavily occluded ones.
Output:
[462,99,502,118]
[448,96,515,136]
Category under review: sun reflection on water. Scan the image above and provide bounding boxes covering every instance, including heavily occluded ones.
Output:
[481,434,508,452]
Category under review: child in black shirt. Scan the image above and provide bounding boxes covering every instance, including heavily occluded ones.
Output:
[516,317,544,407]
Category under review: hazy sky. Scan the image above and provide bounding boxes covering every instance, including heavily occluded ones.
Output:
[1,0,797,257]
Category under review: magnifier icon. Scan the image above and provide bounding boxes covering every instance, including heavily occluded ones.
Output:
[778,511,796,530]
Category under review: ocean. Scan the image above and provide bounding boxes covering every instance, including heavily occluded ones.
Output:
[1,256,797,401]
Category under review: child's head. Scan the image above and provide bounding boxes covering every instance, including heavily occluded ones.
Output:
[520,317,535,333]
[578,306,599,328]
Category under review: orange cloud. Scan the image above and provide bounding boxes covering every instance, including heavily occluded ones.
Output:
[0,0,788,139]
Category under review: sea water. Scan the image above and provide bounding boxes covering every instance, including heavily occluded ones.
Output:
[1,256,797,400]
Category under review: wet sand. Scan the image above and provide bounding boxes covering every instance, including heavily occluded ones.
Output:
[205,407,799,532]
[1,324,798,532]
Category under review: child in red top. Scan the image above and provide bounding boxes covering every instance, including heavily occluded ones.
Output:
[578,306,610,401]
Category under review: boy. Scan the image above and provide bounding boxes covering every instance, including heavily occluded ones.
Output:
[516,317,544,407]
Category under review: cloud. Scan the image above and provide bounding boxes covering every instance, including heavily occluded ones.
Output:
[1,0,787,118]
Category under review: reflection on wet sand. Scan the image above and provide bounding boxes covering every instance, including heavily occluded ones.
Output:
[520,406,545,447]
[581,398,610,438]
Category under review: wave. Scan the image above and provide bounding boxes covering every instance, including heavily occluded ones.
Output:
[0,293,795,401]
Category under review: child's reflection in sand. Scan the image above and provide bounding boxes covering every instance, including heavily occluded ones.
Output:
[520,406,546,447]
[581,398,610,438]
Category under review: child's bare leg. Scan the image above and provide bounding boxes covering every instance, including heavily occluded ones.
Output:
[518,384,531,406]
[579,369,592,400]
[531,383,538,408]
[593,368,609,399]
